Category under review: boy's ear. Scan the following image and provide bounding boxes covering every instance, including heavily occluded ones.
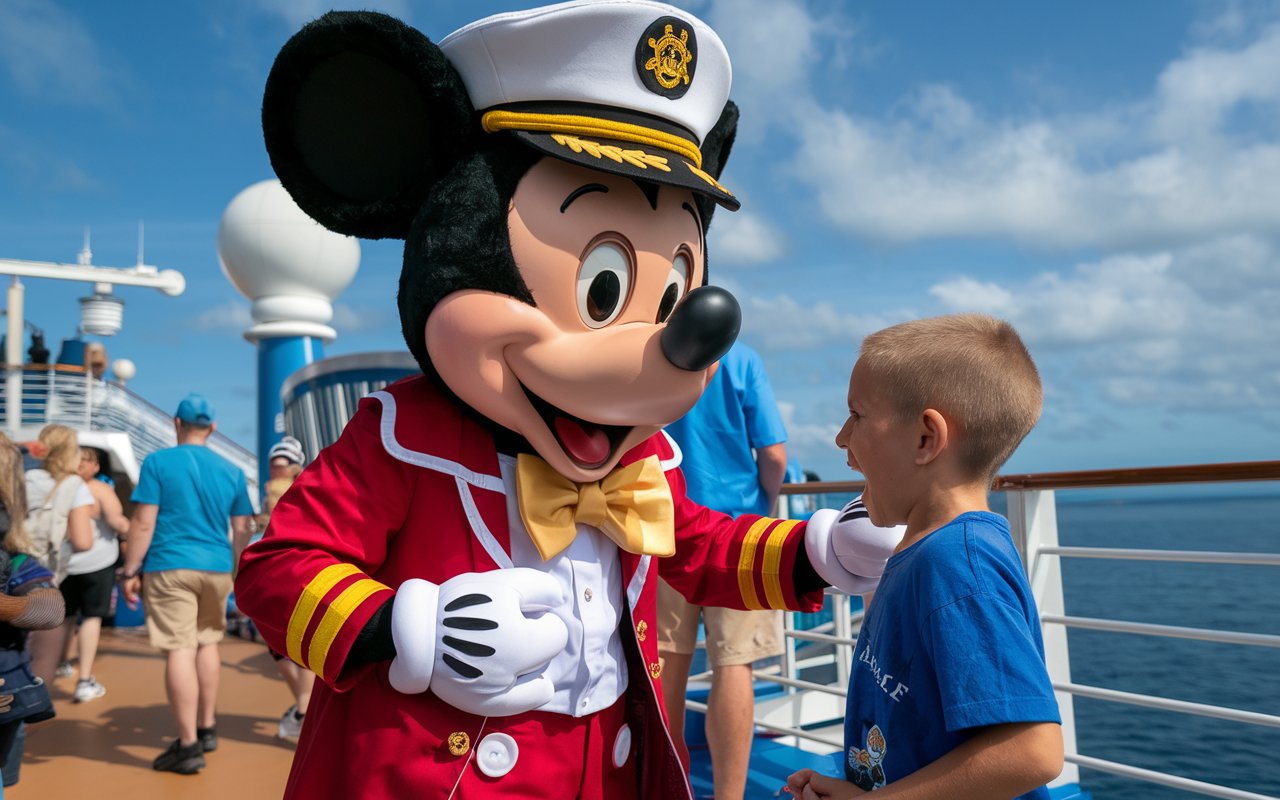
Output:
[917,409,948,466]
[696,100,739,230]
[262,11,476,240]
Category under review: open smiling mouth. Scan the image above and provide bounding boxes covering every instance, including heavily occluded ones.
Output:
[521,385,632,470]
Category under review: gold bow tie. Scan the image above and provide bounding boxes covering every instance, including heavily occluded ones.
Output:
[515,453,675,561]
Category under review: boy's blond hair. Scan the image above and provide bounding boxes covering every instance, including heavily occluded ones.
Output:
[859,313,1042,481]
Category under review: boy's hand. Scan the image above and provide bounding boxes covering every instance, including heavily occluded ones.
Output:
[785,769,865,799]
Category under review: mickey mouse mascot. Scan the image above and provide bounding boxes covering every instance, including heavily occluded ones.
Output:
[234,2,901,798]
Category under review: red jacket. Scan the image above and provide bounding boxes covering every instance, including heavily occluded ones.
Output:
[236,376,822,798]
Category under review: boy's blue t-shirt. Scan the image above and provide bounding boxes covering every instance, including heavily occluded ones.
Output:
[131,445,253,574]
[843,512,1060,797]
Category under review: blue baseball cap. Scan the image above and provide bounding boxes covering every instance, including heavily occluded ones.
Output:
[175,393,216,425]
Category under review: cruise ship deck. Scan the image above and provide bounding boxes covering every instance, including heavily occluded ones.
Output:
[12,628,294,799]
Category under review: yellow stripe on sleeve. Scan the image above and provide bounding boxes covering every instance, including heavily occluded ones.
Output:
[286,563,361,666]
[761,520,801,610]
[307,578,392,680]
[736,517,775,610]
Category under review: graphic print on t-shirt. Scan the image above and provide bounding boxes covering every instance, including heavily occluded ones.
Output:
[846,724,887,791]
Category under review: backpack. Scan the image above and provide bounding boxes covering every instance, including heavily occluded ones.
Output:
[25,473,79,584]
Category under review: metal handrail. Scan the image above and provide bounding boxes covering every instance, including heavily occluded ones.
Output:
[1040,546,1280,566]
[779,459,1280,496]
[685,697,844,749]
[1040,613,1280,648]
[1054,681,1280,728]
[1067,754,1275,800]
[1,366,258,502]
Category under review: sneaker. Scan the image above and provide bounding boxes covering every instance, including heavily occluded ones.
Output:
[197,726,218,753]
[55,661,75,679]
[152,739,205,774]
[276,705,304,739]
[73,677,106,703]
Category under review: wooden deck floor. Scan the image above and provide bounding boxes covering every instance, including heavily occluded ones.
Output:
[11,627,296,799]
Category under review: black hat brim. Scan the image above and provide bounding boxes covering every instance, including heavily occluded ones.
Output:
[508,130,739,211]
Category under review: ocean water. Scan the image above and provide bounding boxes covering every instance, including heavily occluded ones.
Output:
[1048,492,1280,799]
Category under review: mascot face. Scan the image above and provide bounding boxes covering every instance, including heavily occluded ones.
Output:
[427,158,714,481]
[260,7,741,482]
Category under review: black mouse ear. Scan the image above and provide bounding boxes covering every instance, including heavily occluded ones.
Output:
[696,100,739,230]
[263,11,476,239]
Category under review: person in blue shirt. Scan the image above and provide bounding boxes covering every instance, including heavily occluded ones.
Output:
[786,314,1063,800]
[657,340,789,799]
[117,394,254,775]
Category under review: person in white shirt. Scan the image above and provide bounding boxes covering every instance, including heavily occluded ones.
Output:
[55,447,130,702]
[22,425,93,687]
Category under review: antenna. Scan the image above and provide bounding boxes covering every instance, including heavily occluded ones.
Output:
[78,227,93,266]
[134,220,156,273]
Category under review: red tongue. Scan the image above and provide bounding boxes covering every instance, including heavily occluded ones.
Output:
[554,416,611,466]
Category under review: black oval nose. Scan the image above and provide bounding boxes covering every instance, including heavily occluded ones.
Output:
[661,286,741,371]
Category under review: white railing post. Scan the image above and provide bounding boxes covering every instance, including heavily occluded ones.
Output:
[4,278,23,431]
[1006,488,1080,787]
[832,593,852,689]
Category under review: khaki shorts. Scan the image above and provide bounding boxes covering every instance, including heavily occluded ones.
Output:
[143,569,233,651]
[656,578,783,667]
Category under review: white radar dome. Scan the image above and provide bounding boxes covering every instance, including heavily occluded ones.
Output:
[112,358,136,383]
[218,180,360,305]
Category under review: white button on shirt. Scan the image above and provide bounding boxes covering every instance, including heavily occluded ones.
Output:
[499,455,629,718]
[476,733,519,778]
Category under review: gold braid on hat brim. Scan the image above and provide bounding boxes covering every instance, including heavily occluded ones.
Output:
[481,110,703,169]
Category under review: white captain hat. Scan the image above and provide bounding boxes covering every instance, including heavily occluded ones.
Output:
[440,0,738,210]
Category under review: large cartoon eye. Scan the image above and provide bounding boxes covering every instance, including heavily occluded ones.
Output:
[577,241,632,328]
[656,252,691,323]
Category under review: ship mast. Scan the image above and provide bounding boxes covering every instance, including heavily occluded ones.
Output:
[0,229,186,430]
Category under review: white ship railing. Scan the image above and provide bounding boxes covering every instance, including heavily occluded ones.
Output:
[1,364,258,500]
[681,461,1280,800]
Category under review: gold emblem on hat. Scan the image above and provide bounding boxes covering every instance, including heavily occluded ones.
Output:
[645,24,693,90]
[447,731,471,756]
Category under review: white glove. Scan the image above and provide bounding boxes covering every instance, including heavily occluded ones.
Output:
[804,497,905,594]
[387,568,568,717]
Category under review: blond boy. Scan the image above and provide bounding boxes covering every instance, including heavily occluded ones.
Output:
[787,314,1063,799]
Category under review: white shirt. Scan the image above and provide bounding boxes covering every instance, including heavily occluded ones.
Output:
[498,454,628,717]
[25,468,93,512]
[68,480,121,575]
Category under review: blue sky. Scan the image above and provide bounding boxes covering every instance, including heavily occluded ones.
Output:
[1,0,1277,482]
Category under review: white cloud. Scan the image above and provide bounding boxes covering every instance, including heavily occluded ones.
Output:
[740,294,907,352]
[700,0,849,143]
[929,239,1280,414]
[191,301,253,331]
[777,400,841,453]
[1152,23,1280,145]
[779,16,1280,250]
[332,303,395,333]
[0,0,118,108]
[0,126,98,192]
[928,277,1015,317]
[708,211,786,266]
